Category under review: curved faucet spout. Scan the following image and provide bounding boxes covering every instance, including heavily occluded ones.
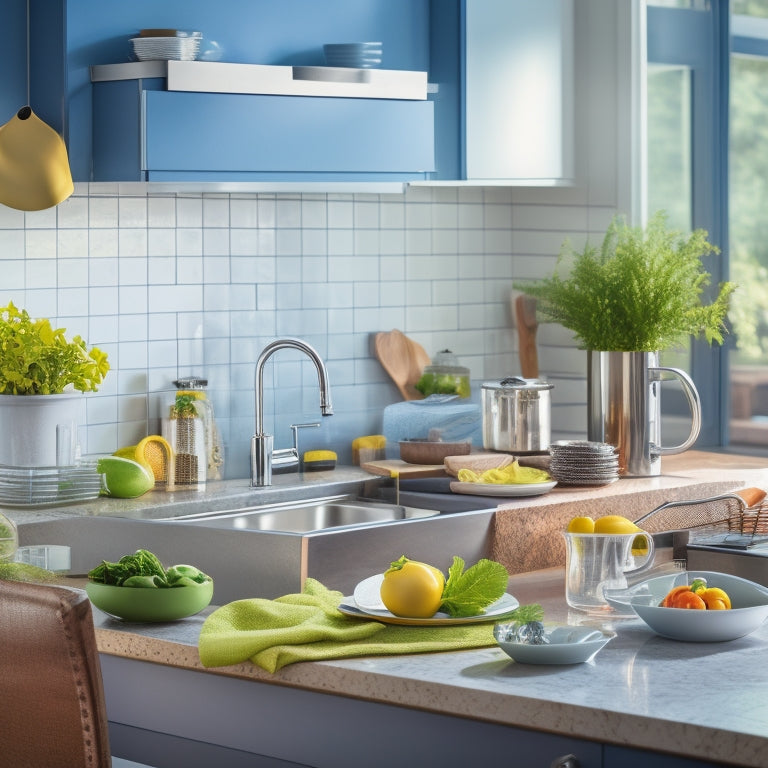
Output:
[251,337,333,487]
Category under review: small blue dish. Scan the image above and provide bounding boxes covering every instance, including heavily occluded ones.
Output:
[494,622,615,665]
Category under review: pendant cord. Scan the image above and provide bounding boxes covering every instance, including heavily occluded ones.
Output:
[26,0,30,106]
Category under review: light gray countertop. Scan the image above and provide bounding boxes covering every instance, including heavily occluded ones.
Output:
[91,566,768,768]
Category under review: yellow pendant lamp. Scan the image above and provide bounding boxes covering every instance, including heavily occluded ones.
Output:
[0,1,73,211]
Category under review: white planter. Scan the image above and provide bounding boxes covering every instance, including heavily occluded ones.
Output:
[0,393,84,467]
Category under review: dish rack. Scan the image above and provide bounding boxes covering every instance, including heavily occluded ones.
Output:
[635,491,768,547]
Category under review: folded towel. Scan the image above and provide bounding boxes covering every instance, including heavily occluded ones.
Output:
[199,578,502,673]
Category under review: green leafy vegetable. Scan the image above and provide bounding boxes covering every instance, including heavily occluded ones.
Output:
[121,575,162,588]
[439,556,510,618]
[514,211,735,351]
[88,549,168,586]
[166,564,208,585]
[0,302,109,394]
[87,549,210,588]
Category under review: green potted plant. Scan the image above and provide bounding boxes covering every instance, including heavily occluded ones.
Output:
[515,212,736,476]
[0,302,109,466]
[516,211,734,351]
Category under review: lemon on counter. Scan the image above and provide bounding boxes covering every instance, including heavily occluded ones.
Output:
[592,514,650,556]
[566,516,595,534]
[114,435,173,485]
[593,514,641,534]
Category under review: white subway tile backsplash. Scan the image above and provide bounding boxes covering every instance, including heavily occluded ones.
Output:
[25,229,56,259]
[229,198,258,228]
[276,199,301,228]
[57,261,89,290]
[119,285,148,314]
[1,260,24,290]
[118,197,147,228]
[203,197,230,228]
[57,196,89,229]
[57,229,88,260]
[119,313,149,342]
[89,197,119,228]
[147,196,176,228]
[25,258,56,288]
[0,187,599,473]
[148,284,202,313]
[176,197,203,227]
[0,228,25,257]
[24,207,57,229]
[301,228,327,257]
[0,205,24,228]
[88,228,118,259]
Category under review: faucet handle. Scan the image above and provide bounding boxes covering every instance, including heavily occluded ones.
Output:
[290,422,321,454]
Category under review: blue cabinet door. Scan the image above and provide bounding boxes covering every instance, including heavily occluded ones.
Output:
[143,92,434,179]
[92,84,434,182]
[0,0,29,124]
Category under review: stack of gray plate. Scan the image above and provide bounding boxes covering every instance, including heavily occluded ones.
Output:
[548,441,619,486]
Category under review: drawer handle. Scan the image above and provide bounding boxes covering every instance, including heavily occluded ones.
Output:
[550,755,579,768]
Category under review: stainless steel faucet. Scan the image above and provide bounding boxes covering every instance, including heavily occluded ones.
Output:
[251,338,333,487]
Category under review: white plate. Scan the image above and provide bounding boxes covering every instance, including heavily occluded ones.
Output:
[449,480,557,497]
[342,573,519,626]
[605,570,768,642]
[494,624,615,665]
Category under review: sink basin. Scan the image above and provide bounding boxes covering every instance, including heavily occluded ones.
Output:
[155,495,438,534]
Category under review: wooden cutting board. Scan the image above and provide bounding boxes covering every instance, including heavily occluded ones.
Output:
[361,459,448,478]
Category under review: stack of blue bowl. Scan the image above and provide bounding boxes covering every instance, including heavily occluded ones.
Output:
[323,42,383,68]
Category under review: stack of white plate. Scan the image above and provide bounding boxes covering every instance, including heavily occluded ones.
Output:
[323,42,383,68]
[548,440,620,486]
[0,462,102,508]
[130,32,202,62]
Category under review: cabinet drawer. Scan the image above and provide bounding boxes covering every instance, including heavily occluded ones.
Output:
[93,83,434,182]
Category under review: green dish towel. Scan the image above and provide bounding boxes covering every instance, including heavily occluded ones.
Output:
[198,578,502,673]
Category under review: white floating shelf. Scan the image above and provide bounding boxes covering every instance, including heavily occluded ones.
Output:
[90,60,428,101]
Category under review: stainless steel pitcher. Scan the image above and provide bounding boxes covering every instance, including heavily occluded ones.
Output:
[587,351,702,477]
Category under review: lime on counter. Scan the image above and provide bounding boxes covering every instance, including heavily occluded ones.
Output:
[98,456,154,498]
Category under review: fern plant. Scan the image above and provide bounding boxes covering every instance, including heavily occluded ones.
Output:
[515,212,736,351]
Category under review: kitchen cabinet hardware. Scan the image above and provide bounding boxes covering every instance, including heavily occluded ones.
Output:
[550,754,579,768]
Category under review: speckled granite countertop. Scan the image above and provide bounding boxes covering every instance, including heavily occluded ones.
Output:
[91,566,768,768]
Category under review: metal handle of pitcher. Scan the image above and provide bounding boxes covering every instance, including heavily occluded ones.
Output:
[649,366,702,456]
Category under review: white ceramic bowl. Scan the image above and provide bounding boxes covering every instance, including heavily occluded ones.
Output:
[606,570,768,642]
[494,623,615,665]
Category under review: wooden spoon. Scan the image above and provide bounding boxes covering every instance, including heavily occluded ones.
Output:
[514,294,539,378]
[375,329,430,400]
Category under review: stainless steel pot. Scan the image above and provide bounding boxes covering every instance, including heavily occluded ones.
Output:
[481,377,553,453]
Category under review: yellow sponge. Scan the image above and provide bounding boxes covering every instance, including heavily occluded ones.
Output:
[351,435,386,465]
[303,450,337,471]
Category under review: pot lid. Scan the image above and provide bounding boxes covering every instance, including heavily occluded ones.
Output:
[482,376,554,392]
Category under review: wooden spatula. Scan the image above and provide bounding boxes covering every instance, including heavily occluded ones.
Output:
[374,329,430,400]
[514,294,539,378]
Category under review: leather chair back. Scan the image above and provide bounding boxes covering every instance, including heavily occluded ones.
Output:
[0,579,112,767]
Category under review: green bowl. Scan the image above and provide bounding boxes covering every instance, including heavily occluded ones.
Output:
[85,579,214,622]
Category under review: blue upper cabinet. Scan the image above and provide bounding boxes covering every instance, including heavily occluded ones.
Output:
[0,0,28,127]
[429,0,575,185]
[29,0,434,184]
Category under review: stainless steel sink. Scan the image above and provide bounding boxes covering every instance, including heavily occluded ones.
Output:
[154,495,438,534]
